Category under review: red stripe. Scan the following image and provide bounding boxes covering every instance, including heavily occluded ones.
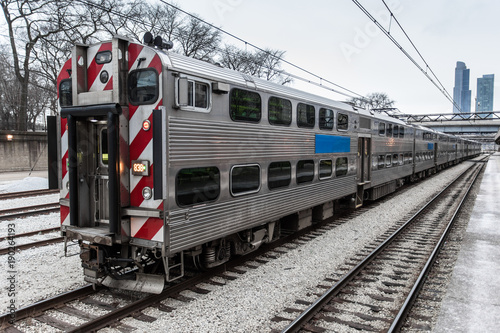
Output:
[104,76,113,91]
[87,43,112,91]
[130,164,154,206]
[128,43,144,71]
[57,59,72,99]
[133,217,163,240]
[129,112,153,161]
[60,206,69,225]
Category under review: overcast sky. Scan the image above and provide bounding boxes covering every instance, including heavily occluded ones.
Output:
[168,0,499,115]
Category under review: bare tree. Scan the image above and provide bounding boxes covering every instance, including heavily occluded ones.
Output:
[350,92,395,109]
[176,15,221,61]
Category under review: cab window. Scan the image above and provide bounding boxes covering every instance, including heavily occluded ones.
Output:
[128,69,159,105]
[59,79,72,107]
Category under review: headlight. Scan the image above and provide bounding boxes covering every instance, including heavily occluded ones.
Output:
[142,187,153,200]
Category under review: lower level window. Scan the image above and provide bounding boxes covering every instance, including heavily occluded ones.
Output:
[319,160,333,179]
[231,165,260,196]
[297,160,314,183]
[336,157,348,176]
[268,162,291,189]
[176,167,220,206]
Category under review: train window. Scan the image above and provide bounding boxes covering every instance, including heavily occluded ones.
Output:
[393,125,399,138]
[128,69,159,105]
[176,167,220,207]
[337,113,349,131]
[404,153,409,164]
[319,108,334,130]
[399,126,405,138]
[100,128,108,166]
[399,153,404,165]
[378,155,385,169]
[385,154,392,168]
[297,103,315,128]
[335,157,348,176]
[95,50,112,64]
[387,124,393,137]
[230,88,261,122]
[297,160,314,183]
[231,165,260,196]
[378,123,385,136]
[392,154,399,167]
[360,117,371,129]
[268,161,291,189]
[59,79,72,107]
[319,160,333,179]
[372,155,378,170]
[268,96,292,126]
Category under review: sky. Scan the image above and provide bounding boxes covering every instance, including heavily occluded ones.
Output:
[1,0,498,116]
[162,0,499,115]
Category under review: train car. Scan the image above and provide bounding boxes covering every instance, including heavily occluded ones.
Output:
[55,34,479,293]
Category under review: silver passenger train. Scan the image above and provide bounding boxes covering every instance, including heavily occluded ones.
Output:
[54,35,481,293]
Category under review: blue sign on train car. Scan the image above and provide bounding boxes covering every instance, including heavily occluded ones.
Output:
[428,143,434,150]
[315,134,351,154]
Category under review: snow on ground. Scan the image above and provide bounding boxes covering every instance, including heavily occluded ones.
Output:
[0,177,48,194]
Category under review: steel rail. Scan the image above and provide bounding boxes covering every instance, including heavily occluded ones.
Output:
[0,227,60,242]
[0,189,59,201]
[0,236,64,255]
[281,162,481,333]
[0,284,96,327]
[0,203,60,221]
[387,161,485,331]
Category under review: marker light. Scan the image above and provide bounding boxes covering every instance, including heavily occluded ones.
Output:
[142,120,151,131]
[6,134,13,141]
[142,187,152,200]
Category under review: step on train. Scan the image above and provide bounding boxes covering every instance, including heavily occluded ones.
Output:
[53,34,481,293]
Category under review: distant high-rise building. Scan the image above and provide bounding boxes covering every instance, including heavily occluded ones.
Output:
[476,74,494,112]
[453,61,471,113]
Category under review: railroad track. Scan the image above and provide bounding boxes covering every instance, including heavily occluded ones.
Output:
[279,160,485,332]
[2,201,372,331]
[1,160,485,332]
[0,189,59,201]
[0,202,60,221]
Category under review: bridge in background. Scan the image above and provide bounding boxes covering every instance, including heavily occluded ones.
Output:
[386,111,500,152]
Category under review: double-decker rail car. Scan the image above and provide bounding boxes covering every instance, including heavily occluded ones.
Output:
[55,35,480,293]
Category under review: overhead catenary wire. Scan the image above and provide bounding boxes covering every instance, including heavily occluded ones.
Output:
[351,0,463,113]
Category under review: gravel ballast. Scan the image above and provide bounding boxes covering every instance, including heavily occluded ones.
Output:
[0,161,476,331]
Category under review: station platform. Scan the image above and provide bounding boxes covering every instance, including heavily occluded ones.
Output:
[434,152,500,332]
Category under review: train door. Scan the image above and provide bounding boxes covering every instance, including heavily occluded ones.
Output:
[356,137,371,208]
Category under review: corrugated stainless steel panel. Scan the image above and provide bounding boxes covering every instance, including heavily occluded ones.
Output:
[167,176,356,253]
[370,165,412,187]
[163,52,354,113]
[168,117,315,164]
[415,160,435,173]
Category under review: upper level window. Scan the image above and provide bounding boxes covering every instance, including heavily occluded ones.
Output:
[176,76,210,112]
[128,69,159,105]
[337,113,349,131]
[297,103,315,128]
[268,96,292,126]
[378,122,385,136]
[230,88,261,122]
[360,117,371,129]
[297,160,314,183]
[59,79,72,107]
[319,108,334,130]
[268,161,291,189]
[231,165,260,196]
[399,126,405,138]
[387,124,393,137]
[393,125,399,138]
[176,167,220,207]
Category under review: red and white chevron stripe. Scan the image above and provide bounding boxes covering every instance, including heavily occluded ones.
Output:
[127,43,164,242]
